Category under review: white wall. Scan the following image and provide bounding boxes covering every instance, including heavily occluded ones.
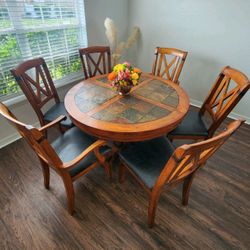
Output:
[85,0,128,46]
[127,0,250,122]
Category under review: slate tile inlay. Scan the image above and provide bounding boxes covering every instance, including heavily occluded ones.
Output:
[75,84,116,113]
[92,95,170,124]
[134,79,179,108]
[96,76,109,83]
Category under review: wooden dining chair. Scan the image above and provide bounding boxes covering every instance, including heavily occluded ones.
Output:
[11,57,73,134]
[119,119,244,227]
[0,102,112,214]
[152,47,188,84]
[79,46,112,79]
[168,66,250,141]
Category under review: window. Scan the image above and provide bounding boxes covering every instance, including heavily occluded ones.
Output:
[0,0,87,100]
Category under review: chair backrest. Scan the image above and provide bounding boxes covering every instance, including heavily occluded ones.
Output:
[152,47,188,84]
[79,46,112,79]
[154,119,244,190]
[11,57,60,125]
[0,102,62,169]
[199,66,250,137]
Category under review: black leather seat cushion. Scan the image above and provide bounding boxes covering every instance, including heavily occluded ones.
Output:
[51,127,110,177]
[44,102,73,128]
[169,110,208,137]
[119,137,175,189]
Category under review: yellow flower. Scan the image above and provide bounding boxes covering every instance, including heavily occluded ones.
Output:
[132,79,138,85]
[113,64,125,73]
[131,72,139,80]
[119,80,127,86]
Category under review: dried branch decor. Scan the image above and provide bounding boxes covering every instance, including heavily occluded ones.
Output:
[104,17,140,65]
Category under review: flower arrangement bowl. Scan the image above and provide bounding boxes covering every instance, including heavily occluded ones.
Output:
[108,62,141,95]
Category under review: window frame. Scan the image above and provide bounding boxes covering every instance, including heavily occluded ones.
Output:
[0,0,87,102]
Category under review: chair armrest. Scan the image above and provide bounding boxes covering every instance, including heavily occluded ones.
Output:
[39,115,67,132]
[62,139,108,169]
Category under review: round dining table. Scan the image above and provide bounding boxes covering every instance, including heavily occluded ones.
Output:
[64,73,189,142]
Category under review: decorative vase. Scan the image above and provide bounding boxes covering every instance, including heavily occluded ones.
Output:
[118,85,132,96]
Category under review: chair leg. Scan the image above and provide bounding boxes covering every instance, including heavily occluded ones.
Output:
[58,124,66,134]
[95,147,113,182]
[39,159,50,189]
[62,174,75,215]
[104,161,112,182]
[167,136,173,142]
[182,172,196,206]
[119,163,126,183]
[148,191,161,228]
[43,129,48,138]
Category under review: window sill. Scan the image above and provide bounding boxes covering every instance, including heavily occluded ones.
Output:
[3,72,84,107]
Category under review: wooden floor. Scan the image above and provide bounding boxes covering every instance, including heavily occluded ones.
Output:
[0,118,249,249]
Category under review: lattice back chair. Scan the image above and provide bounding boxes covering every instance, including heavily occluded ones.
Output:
[199,66,250,137]
[169,66,250,140]
[79,46,112,79]
[0,102,112,214]
[11,58,73,133]
[152,47,188,84]
[119,119,244,227]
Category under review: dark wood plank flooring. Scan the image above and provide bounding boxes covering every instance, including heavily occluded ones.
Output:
[0,118,249,249]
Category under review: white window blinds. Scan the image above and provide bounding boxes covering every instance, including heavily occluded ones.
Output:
[0,0,87,101]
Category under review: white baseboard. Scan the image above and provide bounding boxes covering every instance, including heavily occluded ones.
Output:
[190,98,250,124]
[0,133,22,149]
[0,122,40,149]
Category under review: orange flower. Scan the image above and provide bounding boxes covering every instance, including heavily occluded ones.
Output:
[133,68,141,73]
[108,72,117,81]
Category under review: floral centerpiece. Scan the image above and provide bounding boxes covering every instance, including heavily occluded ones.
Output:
[108,62,141,95]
